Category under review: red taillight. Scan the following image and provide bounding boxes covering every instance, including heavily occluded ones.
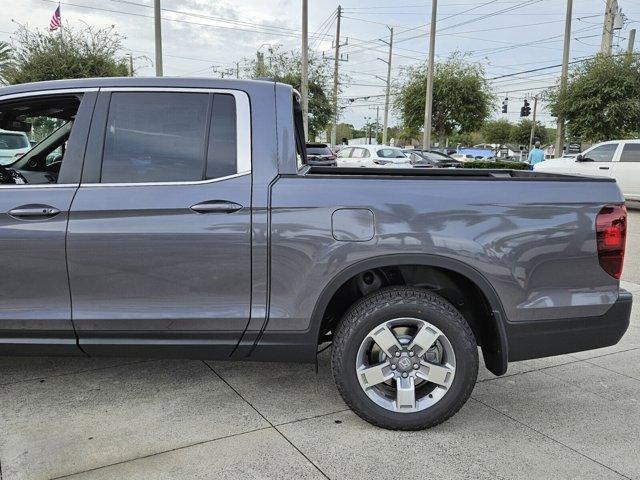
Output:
[596,205,627,279]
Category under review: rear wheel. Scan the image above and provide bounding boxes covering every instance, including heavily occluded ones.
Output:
[331,286,478,430]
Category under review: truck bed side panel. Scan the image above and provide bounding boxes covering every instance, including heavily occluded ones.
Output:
[265,176,624,340]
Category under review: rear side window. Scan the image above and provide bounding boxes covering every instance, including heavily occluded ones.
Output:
[101,92,238,183]
[620,143,640,162]
[352,148,366,158]
[206,94,236,180]
[102,92,208,183]
[377,148,405,159]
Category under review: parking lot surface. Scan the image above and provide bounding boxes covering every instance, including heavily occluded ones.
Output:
[1,212,640,480]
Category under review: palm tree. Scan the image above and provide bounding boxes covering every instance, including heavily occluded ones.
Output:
[0,41,13,85]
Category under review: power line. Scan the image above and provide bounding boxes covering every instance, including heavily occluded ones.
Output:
[39,0,332,41]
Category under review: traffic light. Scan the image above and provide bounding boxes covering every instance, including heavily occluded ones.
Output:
[502,97,508,114]
[521,99,531,117]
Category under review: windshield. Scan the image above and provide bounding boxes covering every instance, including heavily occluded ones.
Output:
[377,148,406,159]
[0,133,29,150]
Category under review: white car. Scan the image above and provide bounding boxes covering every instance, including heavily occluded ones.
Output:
[336,145,410,168]
[534,140,640,201]
[450,153,475,163]
[0,130,31,165]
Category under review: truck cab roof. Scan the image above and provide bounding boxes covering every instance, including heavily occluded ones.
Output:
[0,77,282,98]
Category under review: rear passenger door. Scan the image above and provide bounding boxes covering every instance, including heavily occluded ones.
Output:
[611,142,640,200]
[336,147,353,167]
[67,88,252,358]
[350,147,368,167]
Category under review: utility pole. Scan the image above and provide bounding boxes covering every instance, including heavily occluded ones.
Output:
[127,54,134,77]
[301,0,309,139]
[330,6,342,149]
[528,95,538,154]
[256,52,265,77]
[628,28,636,62]
[555,0,572,159]
[381,27,393,145]
[153,0,163,76]
[236,61,241,79]
[422,0,437,150]
[375,106,380,143]
[601,0,617,55]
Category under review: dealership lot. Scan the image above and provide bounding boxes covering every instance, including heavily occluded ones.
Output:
[1,212,639,480]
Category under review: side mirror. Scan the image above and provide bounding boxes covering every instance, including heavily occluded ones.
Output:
[575,154,584,162]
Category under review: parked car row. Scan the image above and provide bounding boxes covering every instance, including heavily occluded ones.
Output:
[305,144,463,169]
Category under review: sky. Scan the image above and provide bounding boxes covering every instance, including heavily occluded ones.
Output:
[1,0,637,129]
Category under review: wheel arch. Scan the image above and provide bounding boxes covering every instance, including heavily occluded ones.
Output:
[311,254,509,376]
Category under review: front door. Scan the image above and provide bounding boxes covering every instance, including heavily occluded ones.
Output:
[572,142,619,178]
[0,90,96,355]
[67,89,252,358]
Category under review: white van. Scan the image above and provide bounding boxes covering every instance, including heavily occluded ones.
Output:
[534,140,640,201]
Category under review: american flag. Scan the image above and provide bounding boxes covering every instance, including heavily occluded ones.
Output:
[49,5,61,32]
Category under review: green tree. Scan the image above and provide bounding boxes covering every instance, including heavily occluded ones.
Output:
[0,41,12,84]
[509,119,552,146]
[3,24,129,85]
[481,119,512,149]
[245,46,332,139]
[395,55,494,145]
[547,54,640,142]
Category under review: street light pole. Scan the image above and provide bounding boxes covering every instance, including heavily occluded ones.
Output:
[301,0,309,139]
[422,0,437,150]
[153,0,163,77]
[601,0,616,55]
[555,0,573,158]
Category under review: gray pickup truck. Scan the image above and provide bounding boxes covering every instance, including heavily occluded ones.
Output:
[0,78,632,430]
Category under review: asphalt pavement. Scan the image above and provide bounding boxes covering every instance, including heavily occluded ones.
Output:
[1,212,640,480]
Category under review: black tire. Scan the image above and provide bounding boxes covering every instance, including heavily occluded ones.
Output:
[331,286,478,430]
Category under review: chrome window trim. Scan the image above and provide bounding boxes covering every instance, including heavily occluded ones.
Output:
[0,88,98,102]
[97,87,251,185]
[81,171,249,188]
[0,183,78,189]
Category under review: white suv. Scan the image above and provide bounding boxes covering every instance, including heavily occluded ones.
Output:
[534,140,640,201]
[0,130,31,165]
[336,145,409,168]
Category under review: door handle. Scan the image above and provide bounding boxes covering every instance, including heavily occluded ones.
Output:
[8,204,61,220]
[599,166,610,170]
[190,201,243,214]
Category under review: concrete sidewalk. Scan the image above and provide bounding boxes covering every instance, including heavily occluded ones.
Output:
[2,212,640,480]
[1,294,639,480]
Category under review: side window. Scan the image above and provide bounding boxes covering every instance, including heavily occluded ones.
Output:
[206,94,237,179]
[584,144,618,163]
[0,94,82,186]
[337,147,352,158]
[620,144,640,162]
[101,92,209,183]
[351,148,365,158]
